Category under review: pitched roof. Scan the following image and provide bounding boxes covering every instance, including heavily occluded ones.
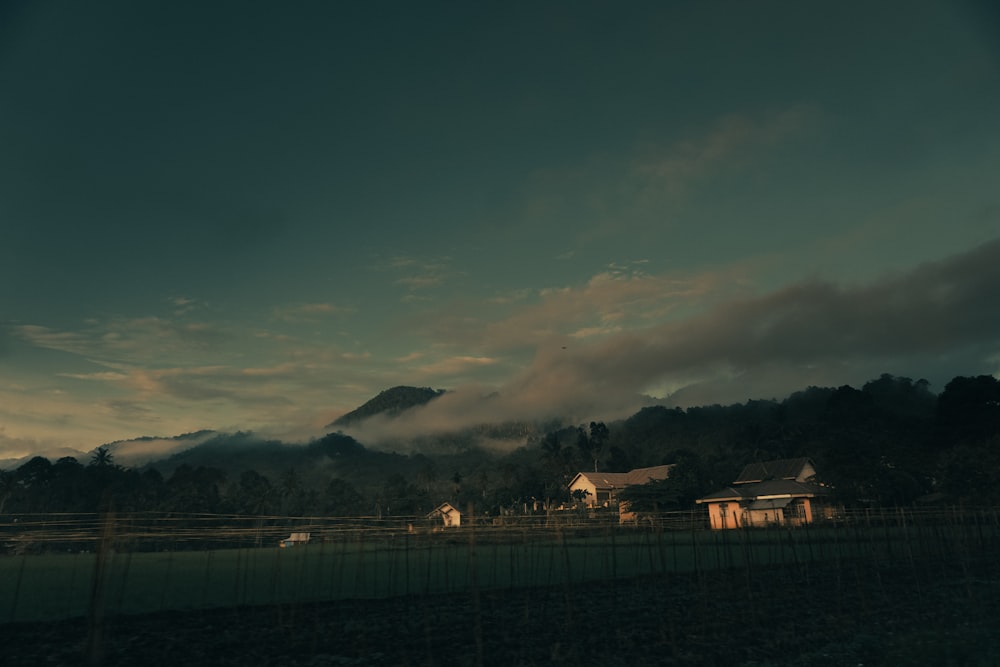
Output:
[734,457,815,484]
[695,486,744,503]
[427,502,460,518]
[570,465,673,490]
[696,479,829,504]
[624,465,674,485]
[746,479,829,498]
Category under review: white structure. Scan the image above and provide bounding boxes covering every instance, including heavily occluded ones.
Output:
[568,465,673,508]
[279,532,311,547]
[696,458,835,529]
[427,502,462,528]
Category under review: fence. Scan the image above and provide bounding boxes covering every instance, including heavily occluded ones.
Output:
[2,505,998,624]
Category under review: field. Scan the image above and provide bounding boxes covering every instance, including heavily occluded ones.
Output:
[2,508,999,665]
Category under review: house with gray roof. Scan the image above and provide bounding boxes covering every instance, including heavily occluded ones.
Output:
[696,458,836,529]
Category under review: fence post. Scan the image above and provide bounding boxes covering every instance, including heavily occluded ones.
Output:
[85,505,116,666]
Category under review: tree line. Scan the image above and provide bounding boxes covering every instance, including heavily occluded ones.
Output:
[1,373,998,518]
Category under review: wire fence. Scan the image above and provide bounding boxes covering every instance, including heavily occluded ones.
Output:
[1,505,998,624]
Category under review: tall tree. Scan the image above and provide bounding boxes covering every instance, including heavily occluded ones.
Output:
[90,446,114,468]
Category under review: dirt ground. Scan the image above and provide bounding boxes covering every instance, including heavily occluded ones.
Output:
[2,555,998,666]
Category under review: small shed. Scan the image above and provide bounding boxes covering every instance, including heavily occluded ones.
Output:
[279,532,311,548]
[427,502,462,528]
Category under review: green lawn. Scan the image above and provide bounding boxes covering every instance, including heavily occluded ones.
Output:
[2,520,994,623]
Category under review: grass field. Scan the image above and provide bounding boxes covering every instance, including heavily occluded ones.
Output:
[3,508,998,624]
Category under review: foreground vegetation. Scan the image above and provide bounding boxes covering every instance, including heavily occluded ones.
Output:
[2,506,997,623]
[1,506,998,666]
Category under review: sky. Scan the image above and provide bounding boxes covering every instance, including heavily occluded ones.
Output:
[2,0,999,461]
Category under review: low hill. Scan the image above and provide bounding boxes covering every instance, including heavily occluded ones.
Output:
[140,431,415,495]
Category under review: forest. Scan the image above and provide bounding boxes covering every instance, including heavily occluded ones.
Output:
[2,373,998,518]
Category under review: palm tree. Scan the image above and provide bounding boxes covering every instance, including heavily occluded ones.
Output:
[90,446,114,467]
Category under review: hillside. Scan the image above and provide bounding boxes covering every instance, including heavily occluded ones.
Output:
[326,386,446,429]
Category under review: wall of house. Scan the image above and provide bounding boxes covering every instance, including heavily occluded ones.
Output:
[568,478,599,507]
[716,498,818,528]
[800,498,814,525]
[430,505,461,527]
[746,508,784,526]
[707,501,745,529]
[595,488,615,506]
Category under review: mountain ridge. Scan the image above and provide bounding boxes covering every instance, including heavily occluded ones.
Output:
[326,386,446,429]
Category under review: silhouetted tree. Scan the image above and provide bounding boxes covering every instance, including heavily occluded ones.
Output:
[0,470,15,513]
[324,478,366,516]
[576,421,610,472]
[936,375,1000,446]
[90,446,114,468]
[230,470,277,515]
[163,465,226,513]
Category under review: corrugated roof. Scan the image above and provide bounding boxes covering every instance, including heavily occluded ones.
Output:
[696,479,829,504]
[624,465,673,485]
[734,457,814,484]
[695,486,744,503]
[427,502,460,518]
[572,465,673,490]
[748,479,829,498]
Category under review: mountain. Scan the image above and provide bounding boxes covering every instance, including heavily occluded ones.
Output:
[326,386,446,429]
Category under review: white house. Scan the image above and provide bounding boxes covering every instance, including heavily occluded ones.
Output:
[696,458,836,529]
[427,502,462,528]
[567,465,674,508]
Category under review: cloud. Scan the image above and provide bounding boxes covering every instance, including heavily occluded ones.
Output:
[513,106,820,248]
[0,427,50,462]
[376,254,457,297]
[105,399,160,423]
[168,295,202,315]
[347,239,1000,446]
[414,355,499,377]
[508,238,1000,407]
[411,262,738,354]
[396,274,445,289]
[15,317,231,362]
[273,302,354,321]
[632,106,815,191]
[0,324,11,358]
[103,431,218,466]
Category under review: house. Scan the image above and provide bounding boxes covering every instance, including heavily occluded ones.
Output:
[279,532,311,548]
[568,465,674,509]
[427,502,462,528]
[696,457,835,529]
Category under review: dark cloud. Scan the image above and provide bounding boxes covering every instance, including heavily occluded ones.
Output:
[105,399,159,424]
[517,238,1000,406]
[350,239,1000,445]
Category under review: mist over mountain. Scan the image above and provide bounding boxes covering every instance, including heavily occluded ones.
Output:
[330,385,591,455]
[4,372,999,518]
[103,430,218,467]
[0,430,220,472]
[138,431,418,495]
